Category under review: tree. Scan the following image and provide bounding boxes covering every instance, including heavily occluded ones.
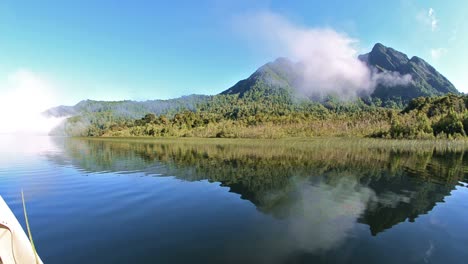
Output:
[432,112,465,136]
[143,113,157,124]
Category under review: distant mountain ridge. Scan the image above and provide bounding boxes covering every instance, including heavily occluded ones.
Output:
[44,95,209,118]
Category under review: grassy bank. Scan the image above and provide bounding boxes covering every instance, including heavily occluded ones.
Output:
[77,136,468,152]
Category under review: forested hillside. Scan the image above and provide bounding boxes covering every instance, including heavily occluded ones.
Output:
[45,94,208,119]
[74,93,467,139]
[45,43,464,139]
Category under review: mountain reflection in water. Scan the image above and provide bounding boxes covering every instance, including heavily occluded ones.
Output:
[46,138,467,240]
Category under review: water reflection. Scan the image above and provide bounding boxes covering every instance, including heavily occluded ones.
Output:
[42,138,468,262]
[276,177,375,253]
[46,138,468,240]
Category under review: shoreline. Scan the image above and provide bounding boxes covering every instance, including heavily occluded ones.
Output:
[70,136,468,152]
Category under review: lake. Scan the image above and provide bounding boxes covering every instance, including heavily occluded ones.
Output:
[0,136,467,264]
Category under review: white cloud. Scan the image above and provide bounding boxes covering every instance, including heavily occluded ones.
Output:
[428,8,434,17]
[234,11,411,99]
[430,48,447,60]
[0,69,65,135]
[417,7,438,32]
[428,8,438,31]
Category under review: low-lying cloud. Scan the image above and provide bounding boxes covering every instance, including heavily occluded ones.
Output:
[371,69,413,87]
[235,11,412,99]
[0,69,65,135]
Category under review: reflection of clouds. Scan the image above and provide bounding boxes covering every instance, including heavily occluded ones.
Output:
[0,136,64,200]
[220,177,379,263]
[271,177,376,253]
[424,240,434,263]
[37,137,461,262]
[0,135,62,156]
[376,191,412,207]
[0,136,64,171]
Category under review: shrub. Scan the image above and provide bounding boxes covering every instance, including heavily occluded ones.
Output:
[432,112,466,136]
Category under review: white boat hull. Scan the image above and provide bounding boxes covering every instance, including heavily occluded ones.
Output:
[0,196,43,264]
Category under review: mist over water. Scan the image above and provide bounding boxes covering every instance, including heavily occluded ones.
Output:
[0,69,65,135]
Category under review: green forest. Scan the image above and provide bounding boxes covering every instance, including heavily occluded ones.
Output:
[61,92,468,139]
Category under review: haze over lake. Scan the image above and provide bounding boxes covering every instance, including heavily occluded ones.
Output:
[1,136,467,264]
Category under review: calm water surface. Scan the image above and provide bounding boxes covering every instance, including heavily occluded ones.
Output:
[0,136,467,264]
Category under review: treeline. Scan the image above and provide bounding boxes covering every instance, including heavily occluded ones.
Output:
[64,92,468,139]
[94,90,394,138]
[383,94,468,139]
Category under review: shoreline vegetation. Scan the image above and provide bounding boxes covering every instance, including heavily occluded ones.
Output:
[77,136,468,152]
[63,94,468,141]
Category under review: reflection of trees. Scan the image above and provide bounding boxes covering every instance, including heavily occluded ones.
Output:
[358,174,454,235]
[46,138,468,236]
[357,151,467,235]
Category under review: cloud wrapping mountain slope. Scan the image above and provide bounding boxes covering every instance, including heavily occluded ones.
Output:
[359,43,458,101]
[223,43,459,103]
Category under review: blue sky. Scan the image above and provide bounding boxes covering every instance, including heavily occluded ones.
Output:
[0,0,466,107]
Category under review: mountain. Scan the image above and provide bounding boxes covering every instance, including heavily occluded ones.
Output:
[44,94,209,119]
[221,57,300,97]
[47,43,458,119]
[44,43,462,137]
[222,43,459,104]
[359,43,459,102]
